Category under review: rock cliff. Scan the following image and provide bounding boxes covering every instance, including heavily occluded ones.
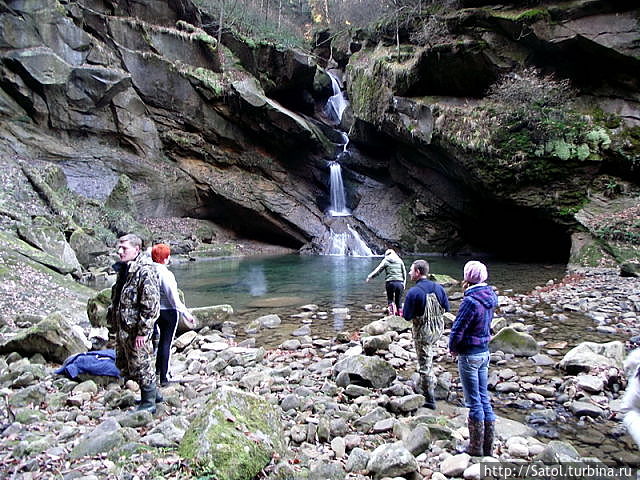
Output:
[0,0,638,294]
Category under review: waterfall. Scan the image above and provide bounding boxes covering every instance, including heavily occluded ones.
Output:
[325,225,374,257]
[320,69,374,257]
[328,162,350,217]
[324,72,348,124]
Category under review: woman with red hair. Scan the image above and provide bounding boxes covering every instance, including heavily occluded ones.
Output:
[151,243,195,386]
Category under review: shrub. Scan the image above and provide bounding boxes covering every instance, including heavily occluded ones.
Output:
[485,67,610,163]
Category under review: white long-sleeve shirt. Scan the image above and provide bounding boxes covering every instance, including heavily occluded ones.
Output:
[156,264,190,317]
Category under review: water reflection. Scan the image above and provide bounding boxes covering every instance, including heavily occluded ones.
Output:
[331,256,348,330]
[240,265,267,296]
[172,254,566,332]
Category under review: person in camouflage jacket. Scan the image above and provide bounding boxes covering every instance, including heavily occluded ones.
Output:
[108,234,160,413]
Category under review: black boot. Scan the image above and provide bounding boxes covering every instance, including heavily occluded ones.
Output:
[418,376,436,409]
[135,384,163,405]
[483,420,495,456]
[136,384,157,414]
[423,385,436,410]
[466,419,484,456]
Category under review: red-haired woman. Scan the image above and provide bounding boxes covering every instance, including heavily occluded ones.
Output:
[151,243,195,386]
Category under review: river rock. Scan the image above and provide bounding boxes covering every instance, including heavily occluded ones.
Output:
[558,341,625,374]
[577,375,604,393]
[333,354,396,388]
[385,315,412,332]
[174,331,198,349]
[495,416,536,440]
[70,418,133,458]
[362,319,391,336]
[403,424,431,456]
[533,440,581,463]
[366,442,418,480]
[354,407,391,432]
[463,462,482,480]
[495,382,520,393]
[388,394,425,413]
[0,312,89,363]
[440,453,470,477]
[362,333,392,355]
[256,314,282,329]
[569,400,604,418]
[310,460,345,480]
[346,447,370,473]
[178,387,285,479]
[490,327,539,357]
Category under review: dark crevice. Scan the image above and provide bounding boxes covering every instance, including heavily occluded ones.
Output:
[194,192,305,249]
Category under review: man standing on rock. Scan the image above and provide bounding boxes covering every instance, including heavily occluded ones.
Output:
[107,234,160,413]
[403,260,449,409]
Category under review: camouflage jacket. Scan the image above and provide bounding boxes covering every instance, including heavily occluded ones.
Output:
[109,252,160,337]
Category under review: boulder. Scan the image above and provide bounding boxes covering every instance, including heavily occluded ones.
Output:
[105,174,136,214]
[620,262,640,277]
[179,387,285,480]
[385,315,412,332]
[86,288,112,328]
[0,312,88,363]
[189,304,234,331]
[333,354,396,388]
[367,442,418,480]
[17,224,82,275]
[558,341,625,374]
[490,327,539,357]
[69,229,110,268]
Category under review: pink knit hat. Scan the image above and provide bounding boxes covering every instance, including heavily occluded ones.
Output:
[463,260,488,284]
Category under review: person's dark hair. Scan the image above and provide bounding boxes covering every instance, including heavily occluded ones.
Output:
[412,260,429,276]
[118,233,142,249]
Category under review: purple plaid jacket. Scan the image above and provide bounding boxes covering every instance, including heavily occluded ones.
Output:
[449,284,498,355]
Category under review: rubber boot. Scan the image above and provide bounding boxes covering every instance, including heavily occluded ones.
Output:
[136,384,157,414]
[423,384,436,410]
[135,384,163,405]
[418,376,436,409]
[483,420,495,456]
[466,419,484,456]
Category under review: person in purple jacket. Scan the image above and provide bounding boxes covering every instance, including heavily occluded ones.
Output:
[449,260,498,457]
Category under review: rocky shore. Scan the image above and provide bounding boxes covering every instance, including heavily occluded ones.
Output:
[1,267,639,479]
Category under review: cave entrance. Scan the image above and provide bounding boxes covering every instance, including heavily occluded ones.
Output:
[459,205,571,263]
[195,193,305,250]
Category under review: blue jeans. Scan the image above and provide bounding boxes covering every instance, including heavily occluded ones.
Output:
[458,351,495,422]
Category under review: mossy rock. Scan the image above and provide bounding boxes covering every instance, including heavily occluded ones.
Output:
[188,304,234,332]
[179,387,285,480]
[105,174,136,214]
[87,288,113,328]
[0,312,88,363]
[568,232,615,268]
[490,326,539,357]
[429,273,458,286]
[621,261,640,278]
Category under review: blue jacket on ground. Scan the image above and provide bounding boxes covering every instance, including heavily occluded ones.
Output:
[55,349,121,379]
[449,284,498,355]
[402,278,450,320]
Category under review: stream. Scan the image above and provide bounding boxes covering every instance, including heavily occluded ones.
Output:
[171,254,639,465]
